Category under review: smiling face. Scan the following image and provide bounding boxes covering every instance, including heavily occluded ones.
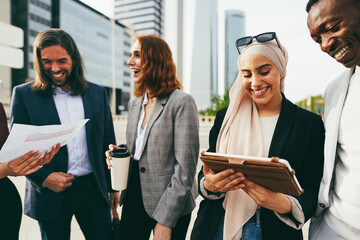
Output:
[41,45,73,92]
[241,54,282,113]
[127,40,142,84]
[307,0,360,68]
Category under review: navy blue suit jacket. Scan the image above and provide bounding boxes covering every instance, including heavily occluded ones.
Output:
[10,81,116,221]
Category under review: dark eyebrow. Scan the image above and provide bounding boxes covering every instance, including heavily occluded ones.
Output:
[41,57,68,61]
[130,50,140,56]
[241,63,272,72]
[256,64,271,71]
[313,16,341,35]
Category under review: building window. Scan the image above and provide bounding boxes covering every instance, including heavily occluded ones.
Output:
[30,13,51,26]
[30,0,51,11]
[30,29,39,37]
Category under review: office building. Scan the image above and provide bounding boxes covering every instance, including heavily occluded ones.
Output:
[163,0,184,82]
[114,0,163,36]
[11,0,132,114]
[224,10,245,90]
[189,0,218,110]
[1,0,23,112]
[11,0,52,88]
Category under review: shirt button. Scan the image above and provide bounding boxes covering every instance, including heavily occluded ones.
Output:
[140,167,146,173]
[319,203,325,208]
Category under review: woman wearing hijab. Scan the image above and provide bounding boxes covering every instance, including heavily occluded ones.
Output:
[191,32,324,240]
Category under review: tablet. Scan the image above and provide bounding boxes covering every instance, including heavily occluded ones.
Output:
[200,152,303,196]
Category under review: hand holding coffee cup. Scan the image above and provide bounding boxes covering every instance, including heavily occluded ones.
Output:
[106,144,119,169]
[107,144,130,191]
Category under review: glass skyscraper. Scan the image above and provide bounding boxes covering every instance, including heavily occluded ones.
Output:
[114,0,163,36]
[189,0,218,110]
[11,0,132,114]
[225,10,245,90]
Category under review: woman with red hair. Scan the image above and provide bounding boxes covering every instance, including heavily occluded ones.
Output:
[106,35,199,239]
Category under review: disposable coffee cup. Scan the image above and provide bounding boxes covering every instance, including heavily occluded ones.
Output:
[110,144,130,191]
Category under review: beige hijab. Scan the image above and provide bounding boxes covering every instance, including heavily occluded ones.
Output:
[217,38,288,240]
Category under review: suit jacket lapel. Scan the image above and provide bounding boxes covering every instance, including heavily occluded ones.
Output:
[269,96,295,157]
[324,69,352,157]
[36,93,60,124]
[142,96,169,149]
[127,97,143,154]
[323,68,352,186]
[82,90,92,146]
[47,96,62,124]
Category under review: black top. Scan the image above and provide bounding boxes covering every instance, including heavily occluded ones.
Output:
[0,102,22,239]
[0,102,9,149]
[191,95,325,240]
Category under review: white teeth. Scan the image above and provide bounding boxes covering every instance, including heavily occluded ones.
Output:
[335,45,349,59]
[253,88,267,94]
[53,73,62,77]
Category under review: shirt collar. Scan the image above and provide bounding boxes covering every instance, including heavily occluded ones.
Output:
[142,92,156,105]
[52,85,71,95]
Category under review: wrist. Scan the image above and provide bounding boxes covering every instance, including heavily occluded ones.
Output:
[276,194,292,214]
[204,179,215,193]
[204,179,222,194]
[0,162,11,178]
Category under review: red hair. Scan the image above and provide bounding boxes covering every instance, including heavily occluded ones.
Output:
[134,35,182,98]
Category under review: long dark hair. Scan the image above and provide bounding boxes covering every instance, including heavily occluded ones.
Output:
[32,28,87,95]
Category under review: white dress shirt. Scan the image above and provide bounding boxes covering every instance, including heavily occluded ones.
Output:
[260,115,305,229]
[133,93,156,161]
[53,86,92,176]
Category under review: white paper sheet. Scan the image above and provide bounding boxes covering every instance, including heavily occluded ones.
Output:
[0,119,89,163]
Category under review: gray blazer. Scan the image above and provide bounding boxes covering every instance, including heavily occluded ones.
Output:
[126,89,199,228]
[311,67,353,219]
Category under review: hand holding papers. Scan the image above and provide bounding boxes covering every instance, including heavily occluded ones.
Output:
[0,144,60,178]
[200,152,303,196]
[0,119,88,163]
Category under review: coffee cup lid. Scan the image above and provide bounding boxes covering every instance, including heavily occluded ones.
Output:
[109,144,130,158]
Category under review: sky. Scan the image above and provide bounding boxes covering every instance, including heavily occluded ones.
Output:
[80,0,346,102]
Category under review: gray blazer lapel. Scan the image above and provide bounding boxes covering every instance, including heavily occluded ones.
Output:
[127,97,143,154]
[142,96,169,149]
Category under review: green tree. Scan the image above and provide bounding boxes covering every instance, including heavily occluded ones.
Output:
[199,88,230,116]
[295,94,324,115]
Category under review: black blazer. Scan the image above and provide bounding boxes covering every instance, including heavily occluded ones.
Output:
[191,95,325,240]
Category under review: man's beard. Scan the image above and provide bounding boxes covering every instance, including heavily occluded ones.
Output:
[44,70,72,88]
